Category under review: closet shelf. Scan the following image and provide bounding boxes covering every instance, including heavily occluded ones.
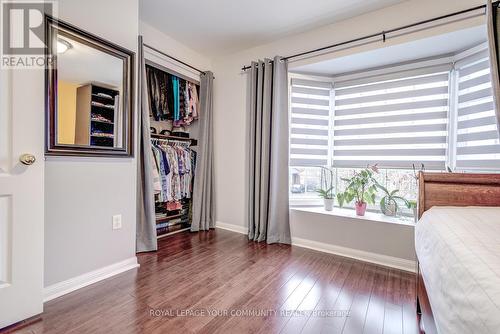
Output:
[156,213,183,223]
[151,133,197,146]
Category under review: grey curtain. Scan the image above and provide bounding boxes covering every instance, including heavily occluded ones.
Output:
[191,71,216,231]
[487,0,500,137]
[136,36,157,252]
[247,56,291,244]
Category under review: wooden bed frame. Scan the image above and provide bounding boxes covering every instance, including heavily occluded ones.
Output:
[416,172,500,334]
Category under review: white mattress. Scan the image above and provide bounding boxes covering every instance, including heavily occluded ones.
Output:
[415,207,500,334]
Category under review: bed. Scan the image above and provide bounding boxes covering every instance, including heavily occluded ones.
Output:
[415,172,500,334]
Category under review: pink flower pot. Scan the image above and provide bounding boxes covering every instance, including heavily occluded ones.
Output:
[355,201,367,216]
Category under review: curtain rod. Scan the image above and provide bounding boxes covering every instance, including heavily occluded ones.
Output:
[241,2,498,71]
[143,43,210,77]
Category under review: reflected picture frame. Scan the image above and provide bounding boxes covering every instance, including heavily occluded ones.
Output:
[45,15,135,157]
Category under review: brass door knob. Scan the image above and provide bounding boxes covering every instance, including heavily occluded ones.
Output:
[19,153,36,165]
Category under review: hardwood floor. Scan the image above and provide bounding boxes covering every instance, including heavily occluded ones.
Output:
[1,229,420,334]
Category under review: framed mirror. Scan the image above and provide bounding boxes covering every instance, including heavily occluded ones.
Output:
[45,16,134,157]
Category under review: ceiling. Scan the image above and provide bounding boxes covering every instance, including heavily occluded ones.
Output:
[292,25,487,76]
[140,0,408,57]
[58,35,123,89]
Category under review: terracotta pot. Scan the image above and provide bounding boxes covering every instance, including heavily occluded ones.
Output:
[323,198,334,211]
[355,201,367,216]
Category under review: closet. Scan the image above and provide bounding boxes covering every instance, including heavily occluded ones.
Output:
[146,61,200,238]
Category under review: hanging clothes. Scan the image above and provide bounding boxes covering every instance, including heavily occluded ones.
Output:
[172,76,180,123]
[150,149,162,194]
[174,79,187,127]
[182,82,200,126]
[150,139,195,209]
[146,64,200,127]
[146,66,171,121]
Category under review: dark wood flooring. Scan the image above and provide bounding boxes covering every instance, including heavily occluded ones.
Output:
[2,229,420,334]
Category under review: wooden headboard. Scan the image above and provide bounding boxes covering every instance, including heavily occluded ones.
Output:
[418,172,500,219]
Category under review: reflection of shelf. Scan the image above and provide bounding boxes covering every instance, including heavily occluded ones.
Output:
[91,105,115,113]
[92,94,115,101]
[150,133,197,146]
[91,119,114,125]
[75,83,119,148]
[91,134,114,138]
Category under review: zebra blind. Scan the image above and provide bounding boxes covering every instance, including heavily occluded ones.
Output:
[290,78,332,167]
[332,66,451,169]
[455,47,500,170]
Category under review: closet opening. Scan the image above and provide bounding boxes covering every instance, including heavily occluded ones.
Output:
[146,60,201,239]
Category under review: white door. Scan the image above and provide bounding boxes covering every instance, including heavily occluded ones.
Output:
[0,66,45,326]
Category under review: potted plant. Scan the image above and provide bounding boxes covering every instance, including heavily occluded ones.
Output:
[374,182,410,217]
[341,166,378,216]
[317,166,335,211]
[316,187,335,211]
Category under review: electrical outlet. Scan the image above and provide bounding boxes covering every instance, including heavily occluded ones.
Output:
[112,215,122,230]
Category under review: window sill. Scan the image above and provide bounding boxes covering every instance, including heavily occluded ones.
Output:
[290,207,416,227]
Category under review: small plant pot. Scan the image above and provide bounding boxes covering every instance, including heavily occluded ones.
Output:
[323,198,334,211]
[355,201,367,216]
[382,200,397,217]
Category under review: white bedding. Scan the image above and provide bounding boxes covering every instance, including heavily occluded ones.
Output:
[415,207,500,334]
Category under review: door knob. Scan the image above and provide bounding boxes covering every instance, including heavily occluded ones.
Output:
[19,153,36,165]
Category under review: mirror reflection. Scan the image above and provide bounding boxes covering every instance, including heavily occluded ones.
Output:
[56,33,124,148]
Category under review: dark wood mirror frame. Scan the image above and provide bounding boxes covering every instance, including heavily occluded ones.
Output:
[45,15,135,157]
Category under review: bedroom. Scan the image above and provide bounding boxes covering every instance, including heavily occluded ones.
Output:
[0,0,499,333]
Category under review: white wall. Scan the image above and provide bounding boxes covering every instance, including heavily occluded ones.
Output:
[44,0,139,287]
[140,22,212,72]
[290,210,415,261]
[213,0,485,262]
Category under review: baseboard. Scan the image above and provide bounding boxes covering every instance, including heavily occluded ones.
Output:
[216,221,247,234]
[292,237,416,273]
[216,221,415,273]
[43,257,139,303]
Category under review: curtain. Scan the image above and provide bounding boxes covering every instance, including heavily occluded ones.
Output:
[136,36,157,252]
[247,56,291,244]
[191,71,216,231]
[487,0,500,137]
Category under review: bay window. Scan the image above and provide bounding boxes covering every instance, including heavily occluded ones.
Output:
[289,43,500,210]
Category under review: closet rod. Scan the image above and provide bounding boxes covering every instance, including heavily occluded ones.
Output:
[241,2,497,71]
[144,43,214,78]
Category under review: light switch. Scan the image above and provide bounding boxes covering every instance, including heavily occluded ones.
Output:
[112,215,122,230]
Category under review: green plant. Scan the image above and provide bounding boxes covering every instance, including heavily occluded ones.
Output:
[316,166,335,199]
[408,200,417,209]
[341,167,378,205]
[374,182,410,215]
[337,191,347,208]
[316,187,335,199]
